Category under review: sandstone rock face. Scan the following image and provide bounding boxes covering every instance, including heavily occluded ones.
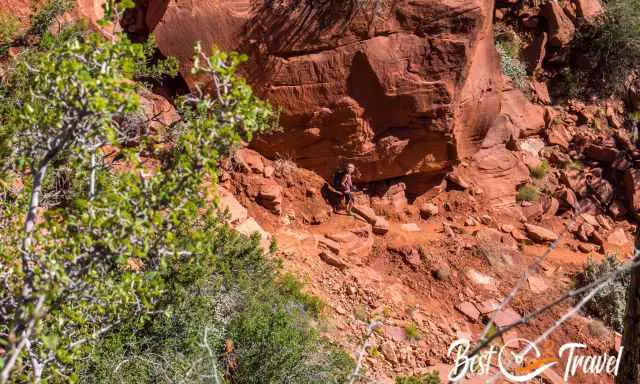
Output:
[576,0,604,24]
[523,31,547,73]
[542,0,576,47]
[149,0,502,183]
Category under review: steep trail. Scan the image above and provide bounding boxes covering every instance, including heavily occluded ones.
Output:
[217,147,628,383]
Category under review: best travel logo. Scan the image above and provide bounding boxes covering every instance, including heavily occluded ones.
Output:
[447,338,624,383]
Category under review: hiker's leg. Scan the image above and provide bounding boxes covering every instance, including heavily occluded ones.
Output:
[345,192,353,215]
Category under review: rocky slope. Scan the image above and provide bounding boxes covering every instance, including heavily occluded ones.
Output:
[200,0,638,382]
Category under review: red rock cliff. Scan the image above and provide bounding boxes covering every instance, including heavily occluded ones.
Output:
[148,0,503,183]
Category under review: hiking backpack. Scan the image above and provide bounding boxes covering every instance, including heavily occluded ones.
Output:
[332,169,346,190]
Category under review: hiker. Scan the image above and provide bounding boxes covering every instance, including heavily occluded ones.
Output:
[339,163,357,215]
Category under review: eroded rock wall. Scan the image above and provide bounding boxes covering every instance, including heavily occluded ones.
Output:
[149,0,503,183]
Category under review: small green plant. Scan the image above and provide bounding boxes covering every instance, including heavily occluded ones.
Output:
[516,184,539,202]
[530,159,550,179]
[369,345,382,358]
[279,272,326,316]
[629,111,640,122]
[566,159,584,171]
[30,0,73,36]
[396,370,441,384]
[0,12,19,46]
[496,40,527,90]
[574,255,630,332]
[382,305,393,318]
[404,322,421,341]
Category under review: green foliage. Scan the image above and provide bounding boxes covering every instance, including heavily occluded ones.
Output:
[29,0,73,36]
[629,111,640,122]
[79,228,352,384]
[228,279,353,384]
[135,35,179,80]
[396,371,441,384]
[0,26,278,383]
[3,31,142,167]
[516,184,539,202]
[0,12,19,48]
[554,67,584,99]
[496,40,527,90]
[404,322,420,341]
[278,273,326,316]
[574,255,630,332]
[566,159,584,171]
[530,159,550,179]
[573,0,640,95]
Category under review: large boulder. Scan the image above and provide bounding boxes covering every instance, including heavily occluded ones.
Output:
[576,0,604,24]
[542,1,576,47]
[449,146,530,207]
[524,223,559,243]
[493,78,546,137]
[149,0,502,183]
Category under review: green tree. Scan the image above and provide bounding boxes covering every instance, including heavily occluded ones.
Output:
[0,22,273,383]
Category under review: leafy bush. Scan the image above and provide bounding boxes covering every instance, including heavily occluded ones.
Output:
[496,40,527,90]
[573,0,640,95]
[396,371,441,384]
[530,159,550,179]
[574,255,631,332]
[0,7,355,382]
[29,0,73,36]
[516,184,539,202]
[80,228,353,384]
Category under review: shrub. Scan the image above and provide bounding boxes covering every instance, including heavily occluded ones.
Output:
[530,159,550,179]
[0,18,280,381]
[496,40,527,90]
[0,12,19,46]
[80,228,353,384]
[278,272,326,316]
[30,0,73,35]
[396,370,441,384]
[572,0,640,95]
[574,255,630,332]
[516,184,539,202]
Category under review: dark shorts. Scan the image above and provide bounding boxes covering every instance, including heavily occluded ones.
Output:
[343,191,352,204]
